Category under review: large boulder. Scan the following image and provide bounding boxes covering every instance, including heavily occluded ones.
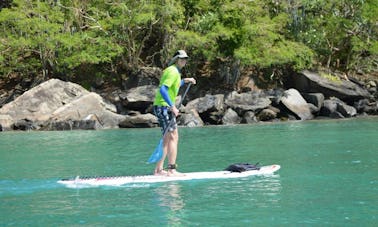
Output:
[185,94,224,124]
[0,114,13,131]
[225,91,271,112]
[256,108,277,121]
[354,99,378,115]
[185,94,224,113]
[291,70,371,103]
[49,92,125,129]
[302,93,325,112]
[177,109,204,127]
[121,85,157,112]
[0,79,89,122]
[242,111,258,124]
[119,113,158,128]
[0,79,125,130]
[280,88,313,120]
[320,97,357,118]
[222,108,242,125]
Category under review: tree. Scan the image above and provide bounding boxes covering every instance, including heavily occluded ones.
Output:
[286,0,378,74]
[174,0,314,86]
[0,0,122,80]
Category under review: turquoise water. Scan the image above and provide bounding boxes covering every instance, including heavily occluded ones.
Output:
[1,118,377,226]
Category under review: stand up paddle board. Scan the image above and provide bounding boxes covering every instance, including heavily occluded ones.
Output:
[58,164,280,187]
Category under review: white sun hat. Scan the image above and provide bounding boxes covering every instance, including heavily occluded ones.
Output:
[168,50,189,65]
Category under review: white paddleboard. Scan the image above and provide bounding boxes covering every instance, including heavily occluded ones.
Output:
[58,164,280,188]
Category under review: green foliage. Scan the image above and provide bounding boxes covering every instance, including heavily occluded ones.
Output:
[320,72,341,83]
[0,0,376,83]
[288,0,378,72]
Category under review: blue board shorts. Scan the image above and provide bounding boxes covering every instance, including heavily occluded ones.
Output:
[153,106,177,134]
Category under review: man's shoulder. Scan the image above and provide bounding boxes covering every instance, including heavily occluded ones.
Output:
[164,65,179,75]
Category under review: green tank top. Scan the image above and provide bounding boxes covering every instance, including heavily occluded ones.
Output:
[153,65,181,106]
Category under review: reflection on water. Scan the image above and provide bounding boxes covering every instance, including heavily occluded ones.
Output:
[252,175,282,208]
[151,174,282,226]
[154,183,185,226]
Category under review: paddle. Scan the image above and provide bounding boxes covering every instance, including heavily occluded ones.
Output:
[148,83,192,163]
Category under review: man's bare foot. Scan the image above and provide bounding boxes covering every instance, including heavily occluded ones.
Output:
[154,169,168,176]
[167,169,186,177]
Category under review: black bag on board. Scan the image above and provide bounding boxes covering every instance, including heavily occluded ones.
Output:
[225,163,260,172]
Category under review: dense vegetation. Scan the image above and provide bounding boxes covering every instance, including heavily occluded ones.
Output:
[0,0,377,89]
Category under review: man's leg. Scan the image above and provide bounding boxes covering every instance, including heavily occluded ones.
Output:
[154,140,168,175]
[167,129,185,176]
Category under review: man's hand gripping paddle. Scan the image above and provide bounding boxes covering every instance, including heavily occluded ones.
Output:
[147,83,192,164]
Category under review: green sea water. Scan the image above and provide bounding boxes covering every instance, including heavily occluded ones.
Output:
[1,117,377,226]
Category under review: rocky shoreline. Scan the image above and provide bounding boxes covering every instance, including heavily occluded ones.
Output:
[0,70,377,131]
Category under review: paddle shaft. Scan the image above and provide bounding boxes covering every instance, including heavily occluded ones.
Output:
[161,82,192,136]
[147,83,192,163]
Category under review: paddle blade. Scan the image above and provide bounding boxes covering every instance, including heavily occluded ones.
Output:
[147,139,163,164]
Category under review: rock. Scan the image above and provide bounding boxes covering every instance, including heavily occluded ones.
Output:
[0,79,90,122]
[321,98,339,117]
[280,88,313,120]
[0,114,13,131]
[46,120,99,130]
[13,119,38,130]
[177,109,204,127]
[242,111,258,124]
[222,108,242,125]
[302,93,324,112]
[0,79,126,130]
[320,97,356,118]
[185,94,224,113]
[337,102,357,117]
[354,99,378,115]
[225,91,271,112]
[307,103,320,114]
[257,108,277,121]
[122,85,157,112]
[185,94,224,124]
[330,111,345,119]
[264,89,285,106]
[119,113,158,128]
[291,70,371,103]
[49,92,125,129]
[267,105,281,115]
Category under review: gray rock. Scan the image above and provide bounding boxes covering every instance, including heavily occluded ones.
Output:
[122,85,157,112]
[222,108,242,125]
[13,119,38,130]
[321,98,339,116]
[0,79,125,130]
[302,93,324,112]
[119,113,158,128]
[46,120,99,130]
[337,102,357,117]
[177,109,204,127]
[0,79,90,122]
[50,92,124,129]
[292,70,371,102]
[280,89,313,120]
[225,91,271,112]
[320,97,356,118]
[242,111,258,124]
[0,114,13,131]
[185,94,224,113]
[257,108,277,121]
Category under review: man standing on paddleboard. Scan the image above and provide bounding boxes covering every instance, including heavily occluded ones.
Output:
[152,50,196,176]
